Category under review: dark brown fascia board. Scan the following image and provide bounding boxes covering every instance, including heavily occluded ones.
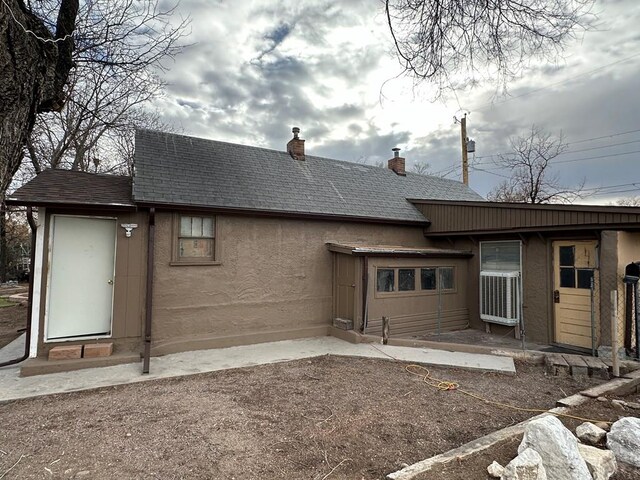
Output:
[133,200,432,227]
[341,250,473,258]
[327,243,473,258]
[424,223,640,237]
[409,198,640,214]
[4,199,137,211]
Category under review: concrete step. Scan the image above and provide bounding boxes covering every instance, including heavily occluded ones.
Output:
[20,352,140,377]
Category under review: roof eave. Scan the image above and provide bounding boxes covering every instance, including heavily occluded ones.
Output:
[326,243,473,258]
[5,198,137,210]
[133,200,431,227]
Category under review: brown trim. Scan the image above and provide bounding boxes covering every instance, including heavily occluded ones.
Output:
[425,223,640,237]
[343,250,472,258]
[142,207,155,374]
[361,256,368,333]
[135,201,431,227]
[327,243,473,258]
[5,199,136,210]
[410,198,640,214]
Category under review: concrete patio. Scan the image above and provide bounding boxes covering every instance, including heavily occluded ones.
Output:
[0,336,515,403]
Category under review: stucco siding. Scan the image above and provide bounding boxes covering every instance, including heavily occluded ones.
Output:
[522,236,551,344]
[150,213,427,354]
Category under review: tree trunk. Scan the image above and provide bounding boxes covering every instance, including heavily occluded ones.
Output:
[0,0,78,278]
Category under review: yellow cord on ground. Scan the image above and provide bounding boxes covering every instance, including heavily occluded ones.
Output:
[405,364,612,425]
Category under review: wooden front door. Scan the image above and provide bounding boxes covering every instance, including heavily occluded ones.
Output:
[553,240,598,349]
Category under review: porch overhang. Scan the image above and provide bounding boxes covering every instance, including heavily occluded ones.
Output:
[409,199,640,238]
[326,243,473,258]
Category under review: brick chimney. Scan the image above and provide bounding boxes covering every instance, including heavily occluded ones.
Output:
[388,148,405,176]
[287,127,305,160]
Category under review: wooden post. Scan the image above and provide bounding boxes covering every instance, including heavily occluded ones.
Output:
[611,290,619,377]
[461,114,469,185]
[382,316,389,345]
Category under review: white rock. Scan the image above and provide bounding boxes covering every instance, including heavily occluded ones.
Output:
[576,422,607,445]
[578,444,617,480]
[607,416,640,467]
[518,416,591,480]
[501,448,547,480]
[487,460,504,478]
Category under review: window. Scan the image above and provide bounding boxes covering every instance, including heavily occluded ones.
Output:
[558,244,595,290]
[420,268,436,290]
[376,266,455,295]
[439,267,455,291]
[398,269,415,291]
[481,241,521,272]
[377,269,395,292]
[174,215,217,264]
[480,241,522,326]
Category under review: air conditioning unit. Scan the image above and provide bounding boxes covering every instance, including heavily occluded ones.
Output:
[480,271,521,326]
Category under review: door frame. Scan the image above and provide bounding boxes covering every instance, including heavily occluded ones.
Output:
[551,239,599,350]
[43,214,118,343]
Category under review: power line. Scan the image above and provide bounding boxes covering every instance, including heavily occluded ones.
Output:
[473,129,640,162]
[470,53,640,113]
[580,182,640,193]
[590,187,640,197]
[1,0,73,44]
[475,149,640,170]
[469,166,511,179]
[570,128,640,145]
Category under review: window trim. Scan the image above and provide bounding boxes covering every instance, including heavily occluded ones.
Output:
[374,266,457,298]
[170,213,221,266]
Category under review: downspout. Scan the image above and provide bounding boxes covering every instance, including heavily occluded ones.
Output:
[0,207,35,368]
[142,207,155,374]
[360,256,368,333]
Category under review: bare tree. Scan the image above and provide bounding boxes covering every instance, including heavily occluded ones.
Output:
[25,0,188,176]
[385,0,595,93]
[410,160,431,175]
[487,125,584,204]
[0,0,186,281]
[616,196,640,207]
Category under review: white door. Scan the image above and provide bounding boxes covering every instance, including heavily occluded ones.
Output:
[46,216,117,340]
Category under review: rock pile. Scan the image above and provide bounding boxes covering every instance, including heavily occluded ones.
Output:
[487,415,640,480]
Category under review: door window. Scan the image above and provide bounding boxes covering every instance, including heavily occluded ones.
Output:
[558,244,595,290]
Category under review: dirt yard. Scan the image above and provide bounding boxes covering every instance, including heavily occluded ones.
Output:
[0,356,606,479]
[0,302,26,349]
[415,392,640,480]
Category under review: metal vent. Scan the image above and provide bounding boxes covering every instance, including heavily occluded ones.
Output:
[480,271,521,326]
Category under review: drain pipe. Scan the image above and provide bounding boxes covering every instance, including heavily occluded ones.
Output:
[360,256,369,333]
[142,207,155,374]
[0,207,36,368]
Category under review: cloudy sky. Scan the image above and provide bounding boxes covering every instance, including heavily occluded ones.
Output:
[154,0,640,203]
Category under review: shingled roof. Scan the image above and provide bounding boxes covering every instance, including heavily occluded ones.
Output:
[133,130,483,224]
[7,170,134,208]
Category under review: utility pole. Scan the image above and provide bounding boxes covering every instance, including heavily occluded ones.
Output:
[460,113,468,186]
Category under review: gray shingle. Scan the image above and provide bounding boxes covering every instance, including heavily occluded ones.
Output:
[132,130,483,223]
